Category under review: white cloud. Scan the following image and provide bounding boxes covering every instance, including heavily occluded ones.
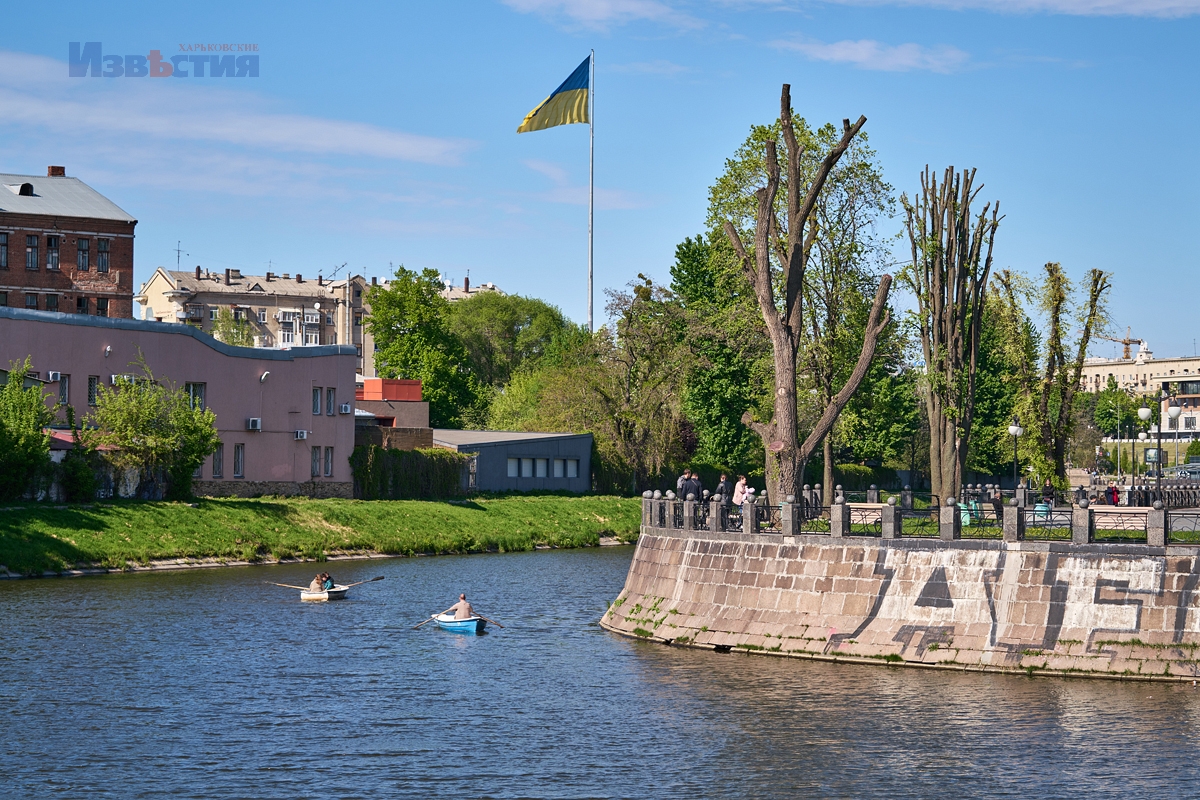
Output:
[522,159,649,209]
[0,50,473,166]
[501,0,703,28]
[815,0,1200,15]
[773,36,970,72]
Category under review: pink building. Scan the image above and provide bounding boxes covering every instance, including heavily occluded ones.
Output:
[0,306,357,497]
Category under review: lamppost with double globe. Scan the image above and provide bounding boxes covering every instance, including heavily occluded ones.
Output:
[1169,397,1183,474]
[1008,417,1024,494]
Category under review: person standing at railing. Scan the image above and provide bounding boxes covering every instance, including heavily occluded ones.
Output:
[733,475,748,505]
[714,473,734,505]
[676,469,690,493]
[682,471,702,500]
[1041,479,1055,507]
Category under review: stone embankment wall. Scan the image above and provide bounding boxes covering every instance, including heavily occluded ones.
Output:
[192,480,353,499]
[602,526,1200,680]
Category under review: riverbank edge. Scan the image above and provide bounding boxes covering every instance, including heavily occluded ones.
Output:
[597,618,1200,684]
[0,536,632,580]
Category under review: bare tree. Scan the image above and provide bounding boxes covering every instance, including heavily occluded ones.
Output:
[902,167,1000,500]
[722,84,892,503]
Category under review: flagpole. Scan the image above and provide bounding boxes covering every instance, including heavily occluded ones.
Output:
[588,48,594,334]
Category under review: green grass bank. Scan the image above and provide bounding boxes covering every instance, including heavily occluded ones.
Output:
[0,495,641,576]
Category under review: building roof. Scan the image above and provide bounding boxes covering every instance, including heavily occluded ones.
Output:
[432,429,590,449]
[0,173,136,223]
[0,306,356,361]
[154,269,349,300]
[441,281,504,302]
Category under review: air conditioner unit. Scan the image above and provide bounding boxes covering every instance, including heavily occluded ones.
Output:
[246,417,262,431]
[339,402,352,415]
[48,371,61,382]
[294,430,308,440]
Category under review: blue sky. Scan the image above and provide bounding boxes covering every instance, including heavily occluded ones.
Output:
[1,0,1197,356]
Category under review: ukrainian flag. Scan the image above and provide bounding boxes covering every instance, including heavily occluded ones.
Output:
[517,56,590,133]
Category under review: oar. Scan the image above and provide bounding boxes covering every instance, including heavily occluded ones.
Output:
[412,615,438,630]
[477,614,505,629]
[342,576,385,589]
[265,581,310,590]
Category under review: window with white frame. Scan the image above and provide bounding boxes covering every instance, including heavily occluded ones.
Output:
[567,459,579,478]
[281,329,294,345]
[1188,416,1197,430]
[520,458,533,478]
[535,458,548,478]
[507,458,518,477]
[312,387,322,415]
[258,308,267,323]
[553,459,564,478]
[305,332,319,346]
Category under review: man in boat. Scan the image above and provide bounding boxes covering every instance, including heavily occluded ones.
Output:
[321,573,335,591]
[441,593,475,620]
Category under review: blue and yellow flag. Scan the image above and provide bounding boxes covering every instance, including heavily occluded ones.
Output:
[517,56,590,133]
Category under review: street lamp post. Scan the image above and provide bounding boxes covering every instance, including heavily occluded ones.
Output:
[1169,397,1182,475]
[1008,417,1024,495]
[1137,430,1148,482]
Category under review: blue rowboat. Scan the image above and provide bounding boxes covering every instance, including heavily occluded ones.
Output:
[434,613,487,634]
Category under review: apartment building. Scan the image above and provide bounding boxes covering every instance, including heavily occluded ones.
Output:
[0,166,136,318]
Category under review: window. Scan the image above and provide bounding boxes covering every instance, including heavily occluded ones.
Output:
[311,446,321,478]
[258,309,266,323]
[554,458,564,478]
[25,235,37,270]
[567,459,579,478]
[326,388,335,416]
[77,239,89,270]
[233,444,245,478]
[209,308,218,321]
[58,374,70,405]
[281,329,294,345]
[45,294,58,312]
[24,294,37,309]
[328,333,337,345]
[312,387,322,415]
[0,232,7,268]
[185,382,206,411]
[535,458,548,478]
[193,461,203,479]
[1170,417,1179,430]
[46,236,59,270]
[95,297,109,317]
[354,312,363,327]
[356,345,363,358]
[212,443,224,478]
[324,447,334,477]
[304,332,319,346]
[507,458,519,477]
[233,308,246,321]
[520,458,533,478]
[325,314,333,325]
[0,292,6,307]
[97,238,110,272]
[1188,417,1197,431]
[88,376,99,406]
[76,297,89,315]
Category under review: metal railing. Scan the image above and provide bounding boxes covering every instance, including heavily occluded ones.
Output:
[899,509,939,537]
[1093,510,1150,543]
[1170,511,1200,544]
[1023,507,1073,540]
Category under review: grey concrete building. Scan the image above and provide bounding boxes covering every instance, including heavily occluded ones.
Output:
[431,430,592,493]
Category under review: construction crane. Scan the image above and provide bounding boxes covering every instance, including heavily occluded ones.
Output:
[1096,326,1146,360]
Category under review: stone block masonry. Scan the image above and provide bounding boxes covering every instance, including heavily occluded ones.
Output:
[602,526,1200,681]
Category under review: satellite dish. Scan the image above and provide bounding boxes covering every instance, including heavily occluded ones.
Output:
[768,440,786,452]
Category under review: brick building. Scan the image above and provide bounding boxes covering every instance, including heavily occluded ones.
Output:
[0,167,136,318]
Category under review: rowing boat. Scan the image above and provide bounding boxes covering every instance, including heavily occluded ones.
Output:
[434,613,487,634]
[300,585,349,602]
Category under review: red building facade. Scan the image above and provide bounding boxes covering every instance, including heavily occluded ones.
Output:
[0,167,136,319]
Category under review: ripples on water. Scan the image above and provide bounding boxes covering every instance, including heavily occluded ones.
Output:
[2,547,1199,798]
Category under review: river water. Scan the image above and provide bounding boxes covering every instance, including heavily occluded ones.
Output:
[3,547,1200,798]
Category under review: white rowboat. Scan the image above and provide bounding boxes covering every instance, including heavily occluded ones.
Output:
[300,585,349,602]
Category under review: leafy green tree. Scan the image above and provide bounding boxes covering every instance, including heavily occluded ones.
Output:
[58,406,98,503]
[86,356,219,499]
[211,307,255,347]
[1188,439,1200,459]
[0,358,55,501]
[446,292,572,388]
[1093,377,1138,438]
[367,266,484,428]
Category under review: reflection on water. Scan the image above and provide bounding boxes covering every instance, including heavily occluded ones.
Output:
[2,548,1199,798]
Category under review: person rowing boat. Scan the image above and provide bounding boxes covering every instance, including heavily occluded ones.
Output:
[307,572,336,593]
[441,593,475,620]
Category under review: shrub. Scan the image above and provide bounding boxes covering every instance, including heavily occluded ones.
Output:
[349,445,469,499]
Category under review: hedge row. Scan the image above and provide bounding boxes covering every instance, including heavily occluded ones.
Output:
[348,445,469,500]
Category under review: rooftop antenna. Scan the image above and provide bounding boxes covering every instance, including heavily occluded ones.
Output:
[174,240,188,269]
[329,262,347,279]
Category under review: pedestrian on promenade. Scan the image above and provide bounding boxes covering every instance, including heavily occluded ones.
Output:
[714,473,734,505]
[683,470,702,500]
[732,475,748,506]
[676,469,690,494]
